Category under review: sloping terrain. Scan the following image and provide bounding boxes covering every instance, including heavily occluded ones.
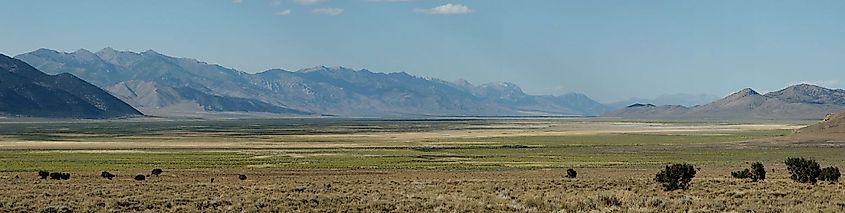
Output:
[0,53,141,118]
[603,85,845,120]
[17,48,609,117]
[789,110,845,142]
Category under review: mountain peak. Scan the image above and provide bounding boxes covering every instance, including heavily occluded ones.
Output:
[298,65,352,73]
[784,83,827,92]
[735,88,760,96]
[766,83,845,105]
[97,47,120,55]
[142,49,162,56]
[627,103,656,108]
[73,48,93,54]
[31,48,60,55]
[96,47,126,56]
[71,49,99,59]
[712,88,765,104]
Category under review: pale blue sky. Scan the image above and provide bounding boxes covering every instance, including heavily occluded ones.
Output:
[1,0,844,102]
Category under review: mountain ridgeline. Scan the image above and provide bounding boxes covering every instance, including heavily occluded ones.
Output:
[16,48,609,117]
[604,84,845,120]
[0,53,141,118]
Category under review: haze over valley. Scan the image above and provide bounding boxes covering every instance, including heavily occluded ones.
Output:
[2,1,845,212]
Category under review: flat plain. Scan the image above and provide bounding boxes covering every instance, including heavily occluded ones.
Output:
[1,118,843,212]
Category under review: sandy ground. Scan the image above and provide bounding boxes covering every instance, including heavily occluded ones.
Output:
[0,120,804,150]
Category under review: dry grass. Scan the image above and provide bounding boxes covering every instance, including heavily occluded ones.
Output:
[1,169,843,212]
[0,118,841,212]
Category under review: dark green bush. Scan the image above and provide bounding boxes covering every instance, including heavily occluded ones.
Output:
[38,171,49,179]
[750,162,766,181]
[239,174,247,181]
[151,169,163,176]
[40,206,72,213]
[47,172,70,180]
[654,163,696,191]
[785,157,821,184]
[101,171,115,180]
[134,175,146,181]
[731,169,751,179]
[819,166,840,183]
[49,172,62,180]
[566,169,577,178]
[732,162,766,182]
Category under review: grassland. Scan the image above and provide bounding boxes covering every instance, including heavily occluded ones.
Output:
[0,118,843,212]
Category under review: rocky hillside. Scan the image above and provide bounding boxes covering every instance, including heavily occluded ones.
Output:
[0,53,141,118]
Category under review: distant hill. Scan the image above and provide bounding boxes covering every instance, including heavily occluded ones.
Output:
[17,48,609,117]
[0,53,141,118]
[605,93,720,109]
[603,84,845,120]
[771,110,845,144]
[795,111,845,136]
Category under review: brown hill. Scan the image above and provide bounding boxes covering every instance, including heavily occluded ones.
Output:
[795,111,845,138]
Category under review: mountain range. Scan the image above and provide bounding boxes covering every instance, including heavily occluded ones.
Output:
[604,84,845,120]
[16,48,608,117]
[0,53,141,118]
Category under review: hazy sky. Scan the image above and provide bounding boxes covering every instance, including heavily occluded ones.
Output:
[1,0,844,102]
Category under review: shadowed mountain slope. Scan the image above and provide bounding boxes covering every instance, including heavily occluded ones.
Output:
[17,48,306,116]
[0,53,141,118]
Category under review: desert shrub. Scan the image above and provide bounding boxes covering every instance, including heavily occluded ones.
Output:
[38,171,49,179]
[731,169,751,179]
[48,172,70,180]
[40,206,72,213]
[151,169,163,176]
[101,171,115,180]
[501,144,530,149]
[565,169,577,178]
[819,166,840,183]
[654,163,696,191]
[750,162,766,181]
[239,174,247,181]
[731,162,766,182]
[134,175,146,181]
[785,157,821,184]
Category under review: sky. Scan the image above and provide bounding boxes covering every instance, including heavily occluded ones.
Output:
[1,0,844,102]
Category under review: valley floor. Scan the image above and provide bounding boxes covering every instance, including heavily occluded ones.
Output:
[0,118,843,212]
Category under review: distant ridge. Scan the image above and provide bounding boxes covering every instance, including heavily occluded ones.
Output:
[16,48,609,117]
[603,84,845,120]
[0,53,141,118]
[606,93,719,109]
